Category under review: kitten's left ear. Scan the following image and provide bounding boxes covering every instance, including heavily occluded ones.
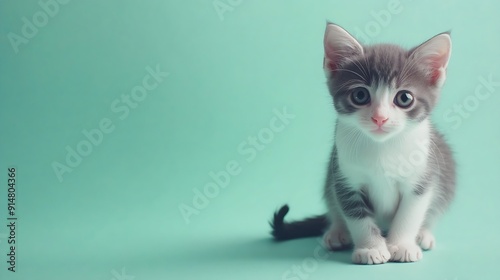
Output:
[324,23,364,72]
[410,32,452,87]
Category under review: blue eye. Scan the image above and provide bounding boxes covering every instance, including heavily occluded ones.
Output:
[394,90,414,108]
[350,87,371,106]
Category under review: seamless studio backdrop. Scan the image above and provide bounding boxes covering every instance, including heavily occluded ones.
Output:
[1,0,500,279]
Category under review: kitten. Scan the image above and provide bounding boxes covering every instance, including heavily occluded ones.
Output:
[270,23,456,264]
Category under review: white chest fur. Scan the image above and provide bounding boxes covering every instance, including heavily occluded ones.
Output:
[335,120,431,225]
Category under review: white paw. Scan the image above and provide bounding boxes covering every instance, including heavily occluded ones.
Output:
[352,246,391,265]
[323,227,352,250]
[417,229,435,250]
[388,242,423,262]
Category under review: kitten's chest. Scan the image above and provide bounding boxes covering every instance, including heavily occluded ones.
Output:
[336,132,430,215]
[341,142,426,178]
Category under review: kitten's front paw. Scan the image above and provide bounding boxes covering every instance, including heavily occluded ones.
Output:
[323,227,352,250]
[417,229,435,250]
[388,242,423,262]
[352,246,390,265]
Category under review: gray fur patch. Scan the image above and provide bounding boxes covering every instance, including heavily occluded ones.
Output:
[329,147,374,220]
[326,44,440,122]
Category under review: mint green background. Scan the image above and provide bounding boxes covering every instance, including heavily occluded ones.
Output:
[1,0,500,279]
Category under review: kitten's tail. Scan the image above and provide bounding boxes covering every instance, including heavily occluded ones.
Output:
[270,204,328,241]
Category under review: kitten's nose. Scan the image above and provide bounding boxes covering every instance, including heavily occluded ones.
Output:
[371,116,388,126]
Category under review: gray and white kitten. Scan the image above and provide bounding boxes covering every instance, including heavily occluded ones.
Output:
[271,23,455,264]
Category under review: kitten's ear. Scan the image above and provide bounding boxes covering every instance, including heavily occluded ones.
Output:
[324,23,364,72]
[410,32,452,87]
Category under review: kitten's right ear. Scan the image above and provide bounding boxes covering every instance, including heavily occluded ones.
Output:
[324,23,364,72]
[410,32,452,87]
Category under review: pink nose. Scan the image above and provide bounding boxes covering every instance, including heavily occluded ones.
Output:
[371,116,388,126]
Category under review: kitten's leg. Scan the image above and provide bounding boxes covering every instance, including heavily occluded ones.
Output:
[334,187,390,264]
[323,208,352,250]
[417,210,440,250]
[348,218,390,264]
[417,227,435,250]
[387,189,433,262]
[326,148,388,264]
[323,158,352,250]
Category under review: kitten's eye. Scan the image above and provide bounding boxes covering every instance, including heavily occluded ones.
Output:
[394,90,414,108]
[350,87,371,106]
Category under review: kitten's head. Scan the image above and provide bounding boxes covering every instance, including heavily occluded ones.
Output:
[324,23,451,142]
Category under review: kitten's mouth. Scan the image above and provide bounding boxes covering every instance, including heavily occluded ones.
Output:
[371,127,388,134]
